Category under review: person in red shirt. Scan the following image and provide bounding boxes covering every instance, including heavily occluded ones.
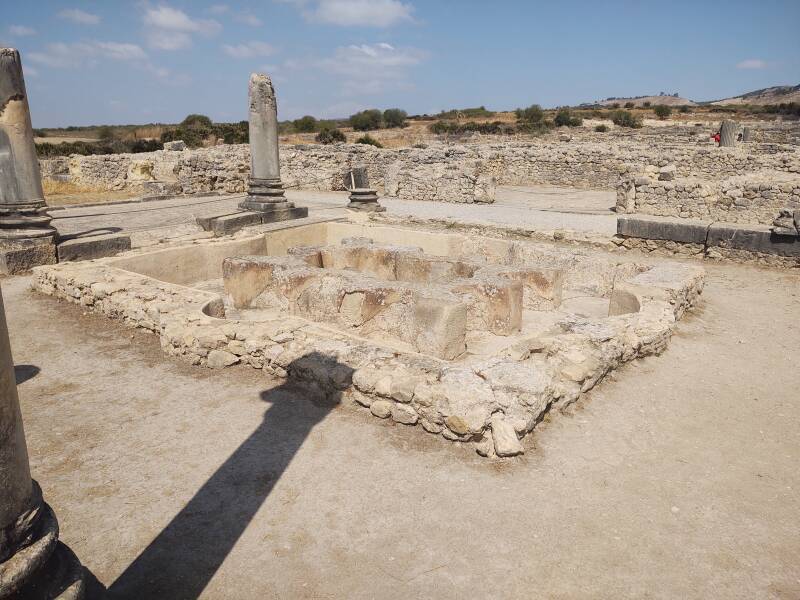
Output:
[712,132,721,145]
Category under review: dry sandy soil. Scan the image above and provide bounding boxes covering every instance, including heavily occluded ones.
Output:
[5,251,799,599]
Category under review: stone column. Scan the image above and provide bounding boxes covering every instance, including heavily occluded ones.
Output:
[0,49,57,274]
[238,74,306,224]
[719,119,737,147]
[0,285,85,598]
[346,166,385,213]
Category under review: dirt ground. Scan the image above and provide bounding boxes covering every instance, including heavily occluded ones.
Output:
[5,255,800,599]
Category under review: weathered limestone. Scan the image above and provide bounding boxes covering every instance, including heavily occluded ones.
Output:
[238,73,307,222]
[0,286,85,598]
[0,48,57,274]
[346,166,385,212]
[719,119,738,148]
[31,219,706,457]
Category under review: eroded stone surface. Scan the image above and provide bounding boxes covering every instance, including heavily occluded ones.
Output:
[32,220,705,458]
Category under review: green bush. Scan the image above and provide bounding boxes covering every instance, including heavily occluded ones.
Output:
[679,105,691,113]
[594,124,608,132]
[350,109,383,131]
[382,108,407,128]
[610,103,620,109]
[315,127,346,144]
[642,101,651,108]
[355,134,382,147]
[429,120,516,135]
[654,105,672,119]
[515,104,545,124]
[624,102,635,109]
[36,139,162,157]
[554,109,582,127]
[181,114,213,130]
[611,110,642,128]
[293,115,318,133]
[437,106,494,119]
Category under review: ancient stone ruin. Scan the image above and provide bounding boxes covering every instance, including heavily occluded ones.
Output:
[33,220,704,458]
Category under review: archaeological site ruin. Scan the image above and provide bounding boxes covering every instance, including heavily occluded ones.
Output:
[1,3,799,593]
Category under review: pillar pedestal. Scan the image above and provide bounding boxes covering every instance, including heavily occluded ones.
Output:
[347,188,385,212]
[0,49,58,274]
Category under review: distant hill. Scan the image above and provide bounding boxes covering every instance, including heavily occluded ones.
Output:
[590,95,696,107]
[710,84,800,106]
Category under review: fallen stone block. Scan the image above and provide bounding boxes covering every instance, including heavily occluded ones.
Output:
[259,206,309,224]
[617,215,710,244]
[0,238,57,274]
[211,212,263,236]
[707,223,800,257]
[57,233,131,263]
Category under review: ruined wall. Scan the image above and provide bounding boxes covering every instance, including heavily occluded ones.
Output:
[617,166,800,225]
[39,136,800,208]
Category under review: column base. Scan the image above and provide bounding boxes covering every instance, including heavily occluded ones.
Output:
[0,484,85,599]
[347,188,386,212]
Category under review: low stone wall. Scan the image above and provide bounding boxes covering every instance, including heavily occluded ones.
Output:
[617,166,800,225]
[30,220,705,458]
[40,133,800,206]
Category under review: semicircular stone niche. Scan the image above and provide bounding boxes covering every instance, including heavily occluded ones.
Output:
[33,222,705,458]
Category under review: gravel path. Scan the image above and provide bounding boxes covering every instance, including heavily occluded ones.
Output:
[51,185,618,239]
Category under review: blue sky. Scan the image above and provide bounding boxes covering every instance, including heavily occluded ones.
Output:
[2,0,799,127]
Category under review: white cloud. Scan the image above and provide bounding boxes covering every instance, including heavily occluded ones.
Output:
[222,41,275,58]
[280,0,414,27]
[207,4,230,14]
[29,41,146,68]
[58,9,101,25]
[236,13,263,26]
[736,59,768,70]
[143,5,221,50]
[302,42,425,95]
[143,5,221,33]
[146,31,193,50]
[9,25,36,36]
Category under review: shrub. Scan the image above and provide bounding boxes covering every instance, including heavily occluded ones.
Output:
[293,115,317,133]
[429,120,517,135]
[181,114,213,130]
[315,127,346,144]
[594,124,608,132]
[679,105,691,113]
[355,134,382,147]
[610,103,620,109]
[515,104,545,124]
[35,139,163,157]
[437,106,494,119]
[96,126,115,141]
[654,105,672,119]
[554,109,583,127]
[624,102,635,109]
[611,110,642,128]
[350,109,382,131]
[382,108,407,128]
[642,101,651,108]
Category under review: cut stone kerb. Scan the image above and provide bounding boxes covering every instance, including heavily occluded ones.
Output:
[0,48,53,235]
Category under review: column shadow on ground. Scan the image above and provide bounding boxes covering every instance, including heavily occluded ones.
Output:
[107,352,351,600]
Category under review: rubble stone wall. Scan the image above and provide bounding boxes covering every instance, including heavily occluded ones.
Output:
[617,167,800,225]
[40,137,800,208]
